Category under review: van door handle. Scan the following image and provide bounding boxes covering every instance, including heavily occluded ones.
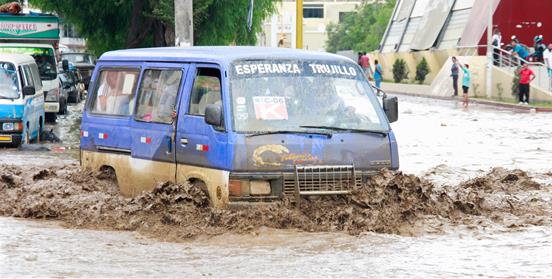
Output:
[180,138,188,147]
[166,136,173,154]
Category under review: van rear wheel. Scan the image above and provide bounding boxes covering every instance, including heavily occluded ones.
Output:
[45,113,57,123]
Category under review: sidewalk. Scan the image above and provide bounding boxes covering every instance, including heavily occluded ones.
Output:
[388,91,552,113]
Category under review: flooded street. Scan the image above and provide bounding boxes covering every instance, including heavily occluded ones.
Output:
[1,95,552,277]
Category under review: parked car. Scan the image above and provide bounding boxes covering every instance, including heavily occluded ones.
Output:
[59,72,77,106]
[0,54,45,146]
[60,52,95,89]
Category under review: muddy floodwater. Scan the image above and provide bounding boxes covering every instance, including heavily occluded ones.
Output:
[1,96,552,277]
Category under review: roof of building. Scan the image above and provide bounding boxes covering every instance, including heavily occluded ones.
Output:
[99,46,354,65]
[0,53,36,65]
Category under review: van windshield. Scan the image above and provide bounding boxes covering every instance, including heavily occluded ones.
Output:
[0,62,20,99]
[62,53,93,64]
[0,46,57,81]
[229,60,388,133]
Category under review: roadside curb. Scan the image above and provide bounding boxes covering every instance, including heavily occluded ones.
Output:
[388,91,552,113]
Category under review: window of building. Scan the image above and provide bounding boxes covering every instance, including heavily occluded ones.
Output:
[91,69,140,116]
[339,12,353,23]
[135,69,182,124]
[189,68,222,116]
[303,4,324,19]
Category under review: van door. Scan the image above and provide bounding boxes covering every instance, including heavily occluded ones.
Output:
[130,63,188,188]
[176,64,229,170]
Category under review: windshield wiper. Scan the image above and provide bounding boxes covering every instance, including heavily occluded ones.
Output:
[299,125,388,136]
[246,130,332,138]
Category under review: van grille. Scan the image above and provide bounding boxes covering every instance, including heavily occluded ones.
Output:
[283,165,360,196]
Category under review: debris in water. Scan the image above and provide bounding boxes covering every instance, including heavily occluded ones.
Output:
[0,165,550,241]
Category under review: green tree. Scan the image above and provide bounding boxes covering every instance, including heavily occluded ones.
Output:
[28,0,280,55]
[392,58,407,83]
[415,58,430,84]
[326,0,395,53]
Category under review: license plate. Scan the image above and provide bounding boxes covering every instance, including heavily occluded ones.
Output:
[0,135,12,142]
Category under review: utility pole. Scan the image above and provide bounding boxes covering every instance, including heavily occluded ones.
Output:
[174,0,193,47]
[486,1,493,98]
[296,0,303,49]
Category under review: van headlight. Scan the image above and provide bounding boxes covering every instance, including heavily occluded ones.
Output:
[2,122,23,131]
[45,88,60,102]
[229,179,272,197]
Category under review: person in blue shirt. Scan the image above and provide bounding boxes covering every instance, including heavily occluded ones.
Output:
[374,59,383,89]
[456,60,471,108]
[511,39,529,64]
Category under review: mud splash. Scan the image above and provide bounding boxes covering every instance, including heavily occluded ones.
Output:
[0,165,550,241]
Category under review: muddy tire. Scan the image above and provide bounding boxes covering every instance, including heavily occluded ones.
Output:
[45,113,57,123]
[191,180,211,204]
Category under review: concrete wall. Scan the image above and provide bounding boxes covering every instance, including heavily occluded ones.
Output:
[369,48,479,85]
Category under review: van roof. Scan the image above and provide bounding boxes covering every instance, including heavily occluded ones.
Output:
[0,53,35,65]
[100,46,354,65]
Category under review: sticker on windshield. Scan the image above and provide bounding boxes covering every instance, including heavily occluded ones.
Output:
[232,60,362,80]
[253,96,288,120]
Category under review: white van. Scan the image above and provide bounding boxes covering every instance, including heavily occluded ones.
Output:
[0,54,45,146]
[0,43,61,122]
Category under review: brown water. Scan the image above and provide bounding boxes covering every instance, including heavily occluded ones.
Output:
[1,95,552,277]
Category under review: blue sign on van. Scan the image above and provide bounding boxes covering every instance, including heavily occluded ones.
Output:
[80,47,399,207]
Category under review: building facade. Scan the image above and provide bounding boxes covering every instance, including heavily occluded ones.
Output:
[258,0,365,51]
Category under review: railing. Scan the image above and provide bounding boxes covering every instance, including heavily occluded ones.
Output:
[491,46,551,91]
[455,45,551,92]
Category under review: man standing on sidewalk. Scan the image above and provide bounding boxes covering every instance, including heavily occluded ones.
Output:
[518,63,535,105]
[544,43,552,90]
[451,57,459,96]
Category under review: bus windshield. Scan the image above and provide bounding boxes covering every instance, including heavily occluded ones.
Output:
[229,60,388,133]
[0,47,57,81]
[0,62,20,99]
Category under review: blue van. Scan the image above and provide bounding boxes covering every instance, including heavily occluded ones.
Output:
[80,47,399,207]
[0,54,45,146]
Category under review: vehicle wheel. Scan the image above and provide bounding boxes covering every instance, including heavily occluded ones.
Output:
[36,121,43,144]
[61,99,68,115]
[45,113,57,123]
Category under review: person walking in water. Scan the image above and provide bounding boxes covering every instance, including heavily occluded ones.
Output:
[374,59,383,89]
[451,56,459,96]
[456,60,470,108]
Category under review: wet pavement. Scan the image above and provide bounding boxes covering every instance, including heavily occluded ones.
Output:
[1,95,551,277]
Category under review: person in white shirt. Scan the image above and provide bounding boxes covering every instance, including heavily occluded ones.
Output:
[492,28,502,66]
[544,43,552,90]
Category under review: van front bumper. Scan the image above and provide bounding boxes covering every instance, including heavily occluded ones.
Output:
[228,167,378,203]
[0,133,22,146]
[44,102,60,113]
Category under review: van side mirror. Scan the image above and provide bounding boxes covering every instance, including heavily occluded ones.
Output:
[62,60,69,72]
[383,96,398,123]
[205,104,223,127]
[22,86,36,96]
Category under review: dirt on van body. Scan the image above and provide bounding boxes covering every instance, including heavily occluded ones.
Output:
[0,164,551,241]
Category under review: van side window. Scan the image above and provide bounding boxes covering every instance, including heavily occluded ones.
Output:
[135,69,182,124]
[21,65,34,88]
[90,69,139,116]
[30,63,42,91]
[189,68,222,116]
